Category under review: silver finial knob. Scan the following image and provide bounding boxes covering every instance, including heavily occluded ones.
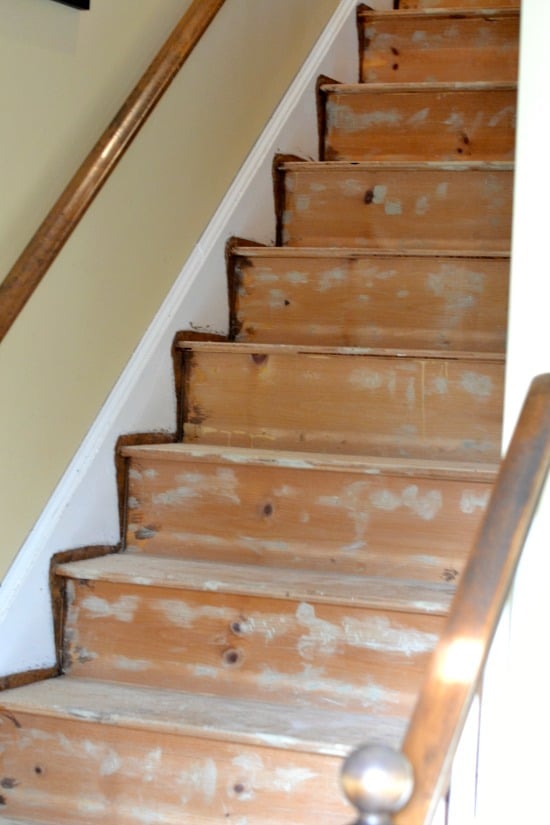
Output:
[341,743,414,825]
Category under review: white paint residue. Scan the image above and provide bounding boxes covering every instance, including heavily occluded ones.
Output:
[254,269,278,284]
[285,270,308,284]
[444,111,465,131]
[155,467,240,508]
[272,767,317,793]
[310,181,326,193]
[436,182,449,199]
[127,496,139,510]
[372,184,387,204]
[129,468,142,481]
[488,105,515,128]
[296,194,310,212]
[81,594,138,623]
[77,798,108,815]
[340,178,364,196]
[296,602,340,659]
[415,195,430,216]
[268,288,288,309]
[369,485,442,521]
[319,266,346,292]
[144,468,158,479]
[460,489,490,514]
[408,107,430,127]
[461,371,493,399]
[343,615,437,657]
[412,29,427,43]
[113,655,151,672]
[349,368,383,390]
[385,200,402,216]
[142,748,163,783]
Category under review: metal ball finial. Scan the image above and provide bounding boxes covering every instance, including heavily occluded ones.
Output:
[341,743,414,825]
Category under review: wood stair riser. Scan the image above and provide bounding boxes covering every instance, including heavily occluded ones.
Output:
[180,345,504,462]
[358,9,519,83]
[322,85,516,162]
[231,249,509,351]
[277,163,513,250]
[124,451,493,582]
[0,711,352,824]
[61,577,443,714]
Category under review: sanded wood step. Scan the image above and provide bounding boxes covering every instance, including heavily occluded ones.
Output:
[398,1,519,8]
[358,8,519,83]
[230,245,509,351]
[56,556,445,712]
[321,82,516,161]
[178,341,504,462]
[276,161,513,251]
[120,443,496,582]
[1,676,391,822]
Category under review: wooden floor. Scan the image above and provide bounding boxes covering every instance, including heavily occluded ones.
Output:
[0,1,518,822]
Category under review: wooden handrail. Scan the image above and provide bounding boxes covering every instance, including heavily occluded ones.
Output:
[341,374,550,824]
[0,0,226,343]
[395,372,550,824]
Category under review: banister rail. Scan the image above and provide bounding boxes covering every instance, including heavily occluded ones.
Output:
[0,0,226,344]
[342,372,550,825]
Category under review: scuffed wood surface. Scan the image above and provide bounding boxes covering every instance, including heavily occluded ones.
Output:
[61,576,444,713]
[180,342,504,462]
[121,444,495,582]
[398,1,519,8]
[231,246,509,351]
[322,82,516,162]
[0,678,368,823]
[358,9,519,83]
[278,161,513,251]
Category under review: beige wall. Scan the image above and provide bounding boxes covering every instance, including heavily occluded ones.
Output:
[0,0,340,578]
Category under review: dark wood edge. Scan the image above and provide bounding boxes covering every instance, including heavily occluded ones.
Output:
[0,0,227,343]
[356,5,374,83]
[395,373,550,825]
[226,236,266,342]
[272,154,306,247]
[316,74,341,162]
[116,432,175,537]
[0,666,58,694]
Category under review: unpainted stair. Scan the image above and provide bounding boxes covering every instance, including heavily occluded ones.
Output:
[0,2,518,823]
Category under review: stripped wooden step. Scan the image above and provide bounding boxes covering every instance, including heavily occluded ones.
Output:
[276,161,513,251]
[178,341,505,462]
[56,555,446,712]
[121,443,496,582]
[0,676,383,823]
[230,245,509,351]
[320,82,516,162]
[358,9,519,83]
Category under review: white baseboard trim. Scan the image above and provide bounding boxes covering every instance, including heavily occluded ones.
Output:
[0,0,389,676]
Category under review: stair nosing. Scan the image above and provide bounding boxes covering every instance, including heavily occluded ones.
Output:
[120,442,499,482]
[0,676,406,756]
[279,159,514,171]
[357,8,519,20]
[231,246,511,259]
[321,80,517,94]
[177,339,505,363]
[55,553,455,616]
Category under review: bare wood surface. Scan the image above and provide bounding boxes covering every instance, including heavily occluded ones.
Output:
[231,246,509,351]
[179,343,504,462]
[398,1,519,8]
[322,83,516,162]
[121,446,495,582]
[358,9,519,83]
[0,0,226,342]
[395,373,550,825]
[277,161,514,251]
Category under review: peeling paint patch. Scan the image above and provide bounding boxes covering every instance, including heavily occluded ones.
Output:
[461,371,493,399]
[81,594,139,623]
[460,490,490,514]
[385,200,402,216]
[319,267,346,292]
[370,485,442,521]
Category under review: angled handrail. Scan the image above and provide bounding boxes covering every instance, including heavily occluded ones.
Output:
[0,0,226,343]
[342,372,550,824]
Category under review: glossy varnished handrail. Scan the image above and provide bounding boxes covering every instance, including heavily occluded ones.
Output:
[392,373,550,825]
[0,0,226,343]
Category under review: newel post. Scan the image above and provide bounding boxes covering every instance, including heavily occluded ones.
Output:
[341,743,414,825]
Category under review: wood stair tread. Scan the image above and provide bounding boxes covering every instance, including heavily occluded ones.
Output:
[121,442,499,482]
[55,552,455,615]
[320,80,517,94]
[358,8,519,20]
[178,338,505,362]
[0,676,407,756]
[231,245,511,259]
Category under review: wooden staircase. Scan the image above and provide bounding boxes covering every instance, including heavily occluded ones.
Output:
[0,1,518,822]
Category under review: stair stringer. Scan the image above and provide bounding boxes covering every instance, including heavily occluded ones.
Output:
[0,0,390,680]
